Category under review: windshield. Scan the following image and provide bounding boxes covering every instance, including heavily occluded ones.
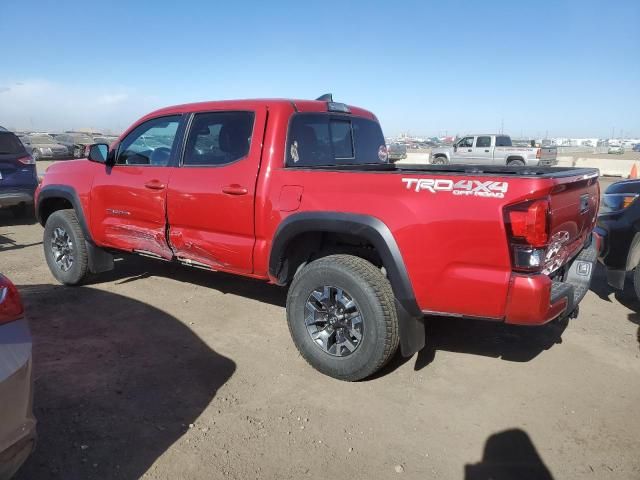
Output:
[29,135,56,144]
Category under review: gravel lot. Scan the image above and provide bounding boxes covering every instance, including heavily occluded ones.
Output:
[1,176,638,480]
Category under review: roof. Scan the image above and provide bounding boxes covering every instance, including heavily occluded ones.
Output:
[143,98,376,122]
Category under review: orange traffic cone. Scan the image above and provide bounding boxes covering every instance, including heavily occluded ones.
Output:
[630,163,638,179]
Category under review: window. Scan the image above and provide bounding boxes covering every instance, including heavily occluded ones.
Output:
[286,114,386,167]
[0,132,26,154]
[183,111,254,166]
[458,136,474,148]
[116,115,181,166]
[476,136,491,148]
[496,135,512,147]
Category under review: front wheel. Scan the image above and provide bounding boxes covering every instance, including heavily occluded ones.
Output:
[431,156,448,165]
[286,254,399,381]
[43,209,89,285]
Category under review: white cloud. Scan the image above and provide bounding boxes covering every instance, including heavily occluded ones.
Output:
[0,80,159,133]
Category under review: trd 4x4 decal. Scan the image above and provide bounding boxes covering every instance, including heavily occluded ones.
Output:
[401,178,509,198]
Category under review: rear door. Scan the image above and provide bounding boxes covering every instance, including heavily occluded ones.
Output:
[0,132,36,190]
[166,107,267,274]
[90,115,183,258]
[472,135,494,164]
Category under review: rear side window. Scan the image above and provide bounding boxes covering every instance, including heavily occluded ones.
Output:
[0,132,27,155]
[286,114,386,167]
[476,136,491,148]
[183,111,254,166]
[496,135,512,147]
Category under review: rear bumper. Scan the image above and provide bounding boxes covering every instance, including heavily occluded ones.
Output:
[0,187,36,207]
[504,239,597,325]
[0,319,36,478]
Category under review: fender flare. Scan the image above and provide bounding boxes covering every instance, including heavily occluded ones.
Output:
[269,212,425,356]
[36,184,113,274]
[36,184,92,240]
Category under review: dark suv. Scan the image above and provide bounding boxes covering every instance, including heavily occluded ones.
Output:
[0,129,38,217]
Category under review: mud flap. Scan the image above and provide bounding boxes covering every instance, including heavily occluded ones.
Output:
[86,241,114,274]
[395,300,426,357]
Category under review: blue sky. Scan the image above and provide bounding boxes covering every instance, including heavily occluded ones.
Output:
[1,0,638,137]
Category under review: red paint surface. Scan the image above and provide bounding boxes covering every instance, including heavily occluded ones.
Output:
[37,98,598,322]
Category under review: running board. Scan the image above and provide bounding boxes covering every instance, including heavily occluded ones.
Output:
[133,250,170,261]
[177,257,216,271]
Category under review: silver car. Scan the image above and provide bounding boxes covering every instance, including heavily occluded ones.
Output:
[0,274,35,479]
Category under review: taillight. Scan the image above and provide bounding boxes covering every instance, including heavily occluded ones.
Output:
[535,148,541,159]
[17,155,35,165]
[504,199,550,272]
[0,275,24,324]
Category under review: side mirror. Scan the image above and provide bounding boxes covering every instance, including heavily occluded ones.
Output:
[88,143,109,164]
[453,144,458,152]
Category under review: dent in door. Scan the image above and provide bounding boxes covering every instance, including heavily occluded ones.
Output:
[278,186,304,212]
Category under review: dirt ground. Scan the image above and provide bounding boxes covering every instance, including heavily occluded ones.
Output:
[1,177,639,480]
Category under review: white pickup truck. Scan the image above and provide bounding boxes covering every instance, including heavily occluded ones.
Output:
[431,134,557,167]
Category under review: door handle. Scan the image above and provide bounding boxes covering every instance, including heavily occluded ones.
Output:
[222,184,248,195]
[485,149,490,152]
[467,149,472,152]
[144,180,166,190]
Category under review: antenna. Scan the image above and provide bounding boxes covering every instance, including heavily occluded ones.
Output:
[315,93,333,102]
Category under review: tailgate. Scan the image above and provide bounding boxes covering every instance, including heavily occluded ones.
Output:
[539,147,557,161]
[547,171,599,270]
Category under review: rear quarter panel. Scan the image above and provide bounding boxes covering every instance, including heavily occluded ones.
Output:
[258,165,576,319]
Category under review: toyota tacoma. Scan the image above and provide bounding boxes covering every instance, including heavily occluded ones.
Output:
[36,96,599,381]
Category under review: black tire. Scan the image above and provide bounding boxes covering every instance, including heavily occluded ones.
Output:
[633,267,640,302]
[507,158,525,166]
[286,254,399,381]
[432,156,448,165]
[43,209,89,285]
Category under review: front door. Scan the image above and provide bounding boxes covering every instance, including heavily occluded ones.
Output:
[166,107,267,274]
[451,136,475,164]
[90,115,183,258]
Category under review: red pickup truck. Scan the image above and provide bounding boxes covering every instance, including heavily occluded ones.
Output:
[35,96,600,380]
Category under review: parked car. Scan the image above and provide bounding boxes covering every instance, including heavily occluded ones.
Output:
[608,145,625,154]
[20,134,69,161]
[431,134,558,166]
[52,133,95,158]
[92,136,119,147]
[595,179,640,298]
[386,143,407,162]
[632,144,640,152]
[0,130,38,217]
[0,274,36,479]
[35,96,599,381]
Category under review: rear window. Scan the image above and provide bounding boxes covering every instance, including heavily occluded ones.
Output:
[0,132,27,155]
[286,113,386,167]
[496,135,512,147]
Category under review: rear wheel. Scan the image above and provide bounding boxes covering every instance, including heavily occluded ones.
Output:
[507,158,525,166]
[286,254,399,381]
[43,209,89,285]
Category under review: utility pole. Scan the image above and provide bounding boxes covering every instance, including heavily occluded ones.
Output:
[500,118,504,134]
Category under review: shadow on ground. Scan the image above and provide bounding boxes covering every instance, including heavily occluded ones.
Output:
[15,284,235,480]
[377,313,569,377]
[464,428,554,480]
[90,254,287,308]
[590,263,640,348]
